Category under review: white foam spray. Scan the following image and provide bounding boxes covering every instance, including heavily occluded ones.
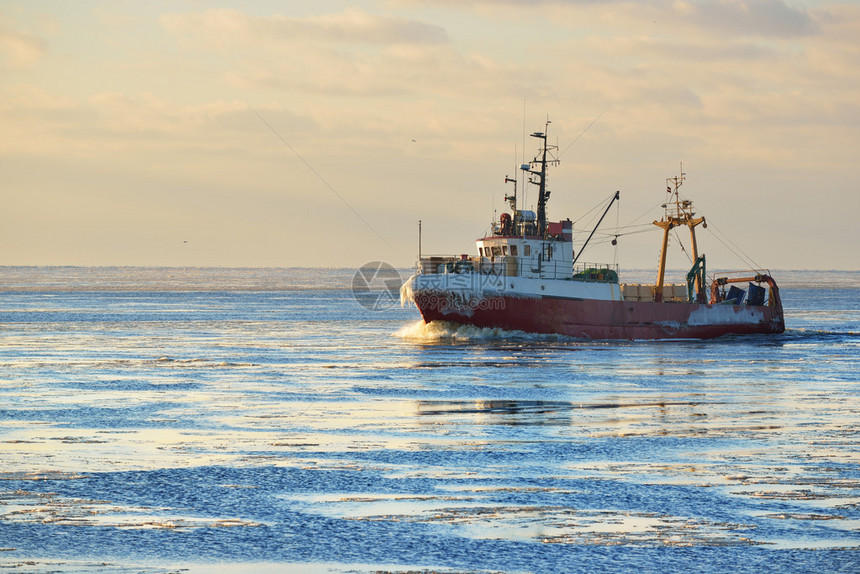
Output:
[395,320,568,342]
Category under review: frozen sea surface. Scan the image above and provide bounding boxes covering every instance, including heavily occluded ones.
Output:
[0,267,858,573]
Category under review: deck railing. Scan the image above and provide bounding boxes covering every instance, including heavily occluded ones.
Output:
[416,255,619,283]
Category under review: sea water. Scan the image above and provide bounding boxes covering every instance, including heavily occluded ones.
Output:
[0,267,857,573]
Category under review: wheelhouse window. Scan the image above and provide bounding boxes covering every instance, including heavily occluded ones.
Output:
[524,245,531,256]
[479,247,484,257]
[510,245,518,256]
[492,246,501,257]
[502,246,508,255]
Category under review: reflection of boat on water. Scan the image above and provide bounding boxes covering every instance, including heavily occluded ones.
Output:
[415,399,699,419]
[417,400,571,418]
[401,121,785,340]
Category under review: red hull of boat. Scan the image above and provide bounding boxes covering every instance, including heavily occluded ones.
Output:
[414,293,785,340]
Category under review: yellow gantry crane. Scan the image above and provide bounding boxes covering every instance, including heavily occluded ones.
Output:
[653,168,706,303]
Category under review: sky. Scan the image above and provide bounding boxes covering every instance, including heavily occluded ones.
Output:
[1,0,858,270]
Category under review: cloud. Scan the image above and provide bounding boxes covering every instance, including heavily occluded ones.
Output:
[159,7,458,100]
[158,7,520,105]
[222,41,516,101]
[0,26,45,68]
[160,7,448,48]
[0,84,313,167]
[399,0,818,38]
[150,3,858,170]
[0,83,75,111]
[672,0,818,38]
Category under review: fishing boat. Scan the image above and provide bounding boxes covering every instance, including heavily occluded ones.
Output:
[400,121,785,339]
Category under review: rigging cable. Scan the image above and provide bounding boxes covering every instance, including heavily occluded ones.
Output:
[251,108,392,250]
[674,191,765,272]
[559,106,610,159]
[622,200,666,229]
[575,190,620,229]
[673,228,693,264]
[704,220,764,272]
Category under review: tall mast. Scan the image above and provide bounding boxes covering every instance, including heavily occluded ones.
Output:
[653,166,706,302]
[526,120,559,238]
[535,129,549,237]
